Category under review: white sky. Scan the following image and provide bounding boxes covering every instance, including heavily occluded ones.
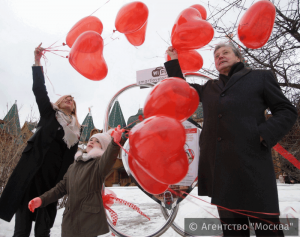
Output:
[0,0,252,129]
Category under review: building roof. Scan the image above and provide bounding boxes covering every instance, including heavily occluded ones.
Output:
[80,108,95,142]
[0,101,21,136]
[22,121,38,131]
[127,108,143,129]
[108,100,126,129]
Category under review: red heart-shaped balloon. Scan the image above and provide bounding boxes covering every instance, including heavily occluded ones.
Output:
[129,116,188,184]
[129,157,168,194]
[125,21,148,46]
[238,0,276,49]
[166,50,203,73]
[151,148,189,184]
[69,31,108,81]
[190,4,207,20]
[171,7,214,50]
[66,16,103,48]
[144,78,199,122]
[115,1,148,34]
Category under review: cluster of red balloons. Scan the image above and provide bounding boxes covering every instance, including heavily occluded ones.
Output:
[128,78,199,194]
[67,16,107,81]
[238,0,276,49]
[67,2,149,81]
[115,1,149,46]
[129,116,188,194]
[166,4,214,73]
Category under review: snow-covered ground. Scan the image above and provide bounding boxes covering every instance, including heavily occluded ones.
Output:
[1,184,299,237]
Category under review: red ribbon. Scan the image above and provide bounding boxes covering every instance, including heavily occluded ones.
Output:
[273,143,300,170]
[113,197,150,221]
[102,192,150,227]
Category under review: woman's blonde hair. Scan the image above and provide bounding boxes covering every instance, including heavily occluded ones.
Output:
[54,95,81,128]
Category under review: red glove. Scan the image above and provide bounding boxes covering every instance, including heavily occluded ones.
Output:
[28,197,42,213]
[111,125,125,143]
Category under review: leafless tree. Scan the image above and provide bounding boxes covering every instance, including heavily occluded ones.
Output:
[203,0,300,97]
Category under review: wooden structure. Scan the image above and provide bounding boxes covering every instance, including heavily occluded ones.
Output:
[90,128,102,137]
[190,103,204,126]
[105,159,134,187]
[0,102,26,179]
[21,121,37,143]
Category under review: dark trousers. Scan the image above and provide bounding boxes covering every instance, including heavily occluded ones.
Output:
[218,207,284,237]
[13,182,51,237]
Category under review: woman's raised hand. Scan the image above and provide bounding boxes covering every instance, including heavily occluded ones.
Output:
[28,197,42,213]
[34,43,45,66]
[166,46,178,60]
[111,125,125,143]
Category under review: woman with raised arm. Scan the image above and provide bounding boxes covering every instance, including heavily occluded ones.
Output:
[0,43,81,237]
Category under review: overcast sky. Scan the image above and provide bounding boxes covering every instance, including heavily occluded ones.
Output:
[0,0,252,130]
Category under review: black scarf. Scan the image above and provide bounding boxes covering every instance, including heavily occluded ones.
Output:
[219,62,244,86]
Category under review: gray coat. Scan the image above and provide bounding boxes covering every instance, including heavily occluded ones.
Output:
[39,140,121,237]
[165,60,297,213]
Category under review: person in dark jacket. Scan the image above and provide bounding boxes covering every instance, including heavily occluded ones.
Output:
[165,43,297,236]
[0,43,81,237]
[28,126,124,237]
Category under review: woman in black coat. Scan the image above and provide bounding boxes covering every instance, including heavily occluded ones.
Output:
[165,43,297,236]
[0,44,81,237]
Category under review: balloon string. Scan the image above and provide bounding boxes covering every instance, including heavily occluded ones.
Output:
[45,0,112,55]
[168,188,220,219]
[169,189,254,235]
[43,46,69,58]
[121,117,142,130]
[47,40,60,49]
[104,33,120,47]
[44,50,68,58]
[44,48,69,53]
[180,191,290,228]
[41,53,62,97]
[89,0,112,16]
[46,45,64,49]
[178,190,294,236]
[115,141,131,157]
[156,31,170,46]
[181,191,280,217]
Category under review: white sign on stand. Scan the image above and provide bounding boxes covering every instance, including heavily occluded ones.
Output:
[176,120,201,186]
[136,66,168,85]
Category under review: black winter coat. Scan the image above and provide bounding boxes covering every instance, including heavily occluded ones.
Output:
[0,66,79,224]
[165,60,297,213]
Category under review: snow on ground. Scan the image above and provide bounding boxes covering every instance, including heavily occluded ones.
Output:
[0,184,299,237]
